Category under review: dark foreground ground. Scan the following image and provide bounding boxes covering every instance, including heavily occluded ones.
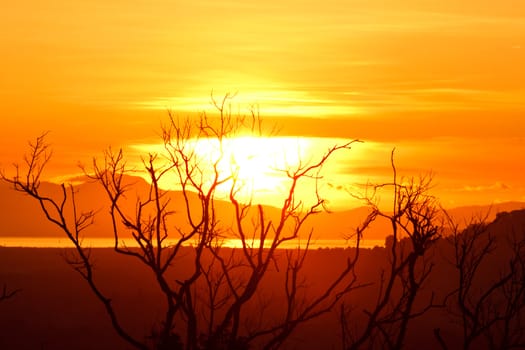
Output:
[0,210,523,350]
[0,247,365,350]
[0,245,450,350]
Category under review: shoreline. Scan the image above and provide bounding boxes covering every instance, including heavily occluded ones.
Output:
[0,236,385,249]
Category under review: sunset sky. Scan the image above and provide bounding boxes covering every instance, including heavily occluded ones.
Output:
[1,0,525,210]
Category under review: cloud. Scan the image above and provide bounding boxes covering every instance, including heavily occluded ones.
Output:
[463,181,510,192]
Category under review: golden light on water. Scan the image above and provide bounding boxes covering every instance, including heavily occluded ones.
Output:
[0,237,385,249]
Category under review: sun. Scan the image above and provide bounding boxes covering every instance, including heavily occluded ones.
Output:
[130,136,315,205]
[191,136,314,202]
[129,135,364,208]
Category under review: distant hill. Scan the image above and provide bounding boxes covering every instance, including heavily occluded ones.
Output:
[444,202,525,226]
[1,175,525,242]
[482,208,525,242]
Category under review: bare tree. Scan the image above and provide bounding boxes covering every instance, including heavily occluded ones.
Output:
[436,213,525,350]
[1,132,147,349]
[342,150,442,350]
[3,95,365,350]
[0,284,19,303]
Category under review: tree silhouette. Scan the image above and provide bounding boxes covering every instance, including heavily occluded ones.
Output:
[2,95,365,350]
[341,150,442,350]
[0,283,19,303]
[435,212,525,350]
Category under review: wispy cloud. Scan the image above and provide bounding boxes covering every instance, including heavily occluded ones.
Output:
[463,182,510,192]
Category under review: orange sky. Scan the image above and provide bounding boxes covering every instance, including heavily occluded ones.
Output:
[1,0,525,209]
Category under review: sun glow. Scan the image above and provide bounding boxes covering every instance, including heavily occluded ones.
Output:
[131,136,317,205]
[128,134,372,208]
[136,89,362,118]
[193,136,313,200]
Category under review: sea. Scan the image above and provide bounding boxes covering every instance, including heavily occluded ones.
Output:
[0,237,384,249]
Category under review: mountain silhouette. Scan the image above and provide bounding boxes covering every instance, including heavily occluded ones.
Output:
[1,175,524,242]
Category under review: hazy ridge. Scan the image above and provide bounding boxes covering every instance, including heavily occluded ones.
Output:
[1,175,524,242]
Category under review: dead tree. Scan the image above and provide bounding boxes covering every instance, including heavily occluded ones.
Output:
[343,150,442,350]
[437,213,525,350]
[3,95,365,350]
[1,133,148,349]
[0,284,19,303]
